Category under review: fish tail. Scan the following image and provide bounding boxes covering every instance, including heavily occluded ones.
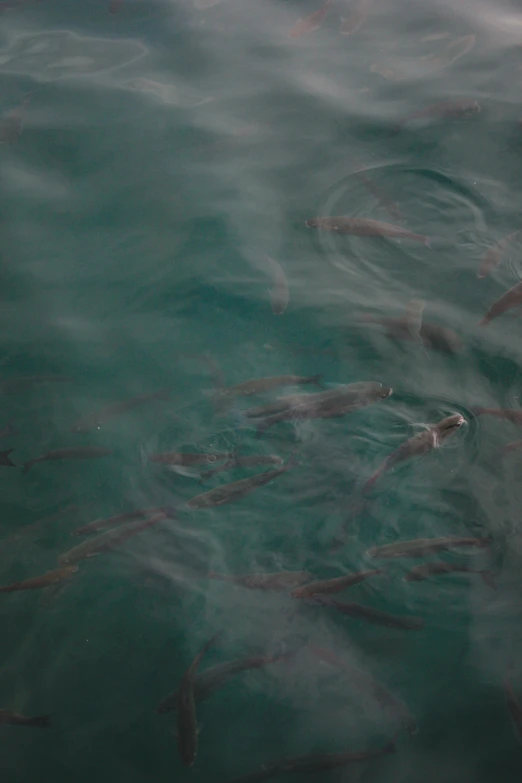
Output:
[22,459,35,474]
[311,374,325,389]
[480,570,496,589]
[26,714,51,728]
[0,448,15,467]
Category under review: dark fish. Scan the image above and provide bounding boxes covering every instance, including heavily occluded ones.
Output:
[391,98,480,134]
[224,741,395,783]
[479,281,522,326]
[246,382,387,418]
[501,439,522,455]
[305,216,431,245]
[0,710,50,728]
[478,231,520,279]
[208,570,313,591]
[0,94,32,144]
[222,375,322,398]
[0,422,17,438]
[0,449,15,467]
[58,508,172,565]
[505,665,522,743]
[358,309,463,354]
[289,0,334,38]
[0,375,74,393]
[363,413,465,494]
[309,596,424,630]
[186,456,295,509]
[200,455,284,479]
[265,256,289,315]
[71,507,164,536]
[291,569,383,599]
[177,634,219,766]
[340,0,373,35]
[0,565,78,593]
[368,535,491,559]
[404,561,495,587]
[23,447,112,474]
[72,389,169,433]
[309,644,417,734]
[157,651,292,714]
[472,407,522,424]
[149,452,230,466]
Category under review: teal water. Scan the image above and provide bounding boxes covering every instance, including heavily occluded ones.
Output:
[1,0,522,781]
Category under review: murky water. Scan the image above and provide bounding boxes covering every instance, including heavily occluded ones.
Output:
[1,0,522,781]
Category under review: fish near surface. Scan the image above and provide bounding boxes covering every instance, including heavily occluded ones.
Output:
[305,216,431,245]
[208,570,313,591]
[246,382,388,418]
[265,256,289,315]
[309,596,424,630]
[368,535,491,559]
[391,98,480,134]
[0,710,50,728]
[222,374,322,398]
[0,449,16,467]
[478,231,520,278]
[200,454,284,479]
[480,280,522,326]
[359,310,463,354]
[353,167,403,221]
[177,634,219,766]
[72,389,169,433]
[363,413,465,494]
[291,568,383,598]
[289,0,334,38]
[0,565,78,593]
[149,452,230,466]
[23,447,113,474]
[404,561,495,587]
[71,507,164,536]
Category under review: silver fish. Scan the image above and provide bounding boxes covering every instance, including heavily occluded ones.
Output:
[177,634,219,766]
[23,447,112,475]
[368,535,491,559]
[305,216,431,245]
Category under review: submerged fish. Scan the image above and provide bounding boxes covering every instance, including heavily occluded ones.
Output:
[186,457,295,509]
[0,565,78,593]
[71,507,164,536]
[0,422,17,438]
[289,0,334,38]
[177,634,219,766]
[265,256,289,315]
[305,216,431,245]
[23,447,112,474]
[157,651,292,714]
[58,509,172,565]
[501,439,522,455]
[0,94,32,144]
[0,375,74,393]
[340,0,373,35]
[309,644,417,734]
[222,375,321,398]
[72,389,169,433]
[208,570,313,591]
[363,413,465,494]
[0,710,50,728]
[200,455,284,479]
[246,382,387,418]
[149,452,230,466]
[472,408,522,424]
[404,561,495,587]
[368,535,491,559]
[391,98,480,134]
[310,596,424,630]
[0,449,16,467]
[480,280,522,325]
[505,665,522,743]
[358,304,463,354]
[353,167,403,221]
[478,231,520,279]
[291,569,382,599]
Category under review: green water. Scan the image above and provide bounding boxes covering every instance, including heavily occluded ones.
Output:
[1,0,522,781]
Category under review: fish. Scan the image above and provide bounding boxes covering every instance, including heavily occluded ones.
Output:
[157,651,292,714]
[0,710,50,728]
[362,413,465,494]
[246,382,388,418]
[358,306,463,354]
[23,447,113,474]
[0,565,78,593]
[352,167,403,221]
[309,644,417,734]
[305,216,431,245]
[501,439,522,455]
[265,256,289,315]
[505,664,522,743]
[368,535,491,559]
[0,449,16,467]
[0,94,32,145]
[58,508,173,565]
[0,375,74,393]
[478,231,520,278]
[472,407,522,424]
[200,455,284,479]
[291,568,383,599]
[149,452,230,466]
[186,456,295,509]
[404,561,495,587]
[221,375,322,398]
[391,98,480,135]
[289,0,334,38]
[72,389,169,433]
[177,634,219,766]
[208,570,313,591]
[0,422,17,438]
[223,741,395,783]
[340,0,373,35]
[71,507,165,536]
[309,596,424,630]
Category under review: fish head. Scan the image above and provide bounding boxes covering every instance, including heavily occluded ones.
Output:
[437,413,465,439]
[377,385,393,401]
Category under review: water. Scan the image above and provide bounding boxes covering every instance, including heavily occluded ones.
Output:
[1,0,522,780]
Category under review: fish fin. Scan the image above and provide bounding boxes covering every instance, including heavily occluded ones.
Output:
[312,374,325,389]
[481,571,496,589]
[26,715,51,728]
[0,449,16,467]
[22,459,35,474]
